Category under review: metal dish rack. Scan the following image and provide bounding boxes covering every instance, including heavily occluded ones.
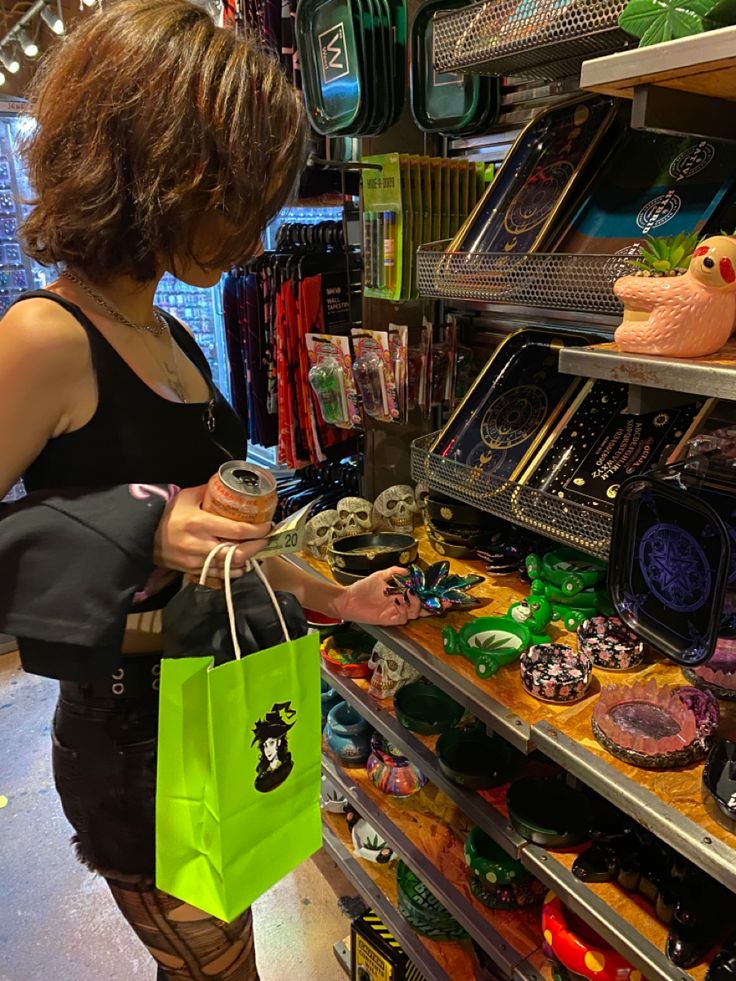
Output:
[432,0,633,80]
[416,241,633,315]
[411,433,612,558]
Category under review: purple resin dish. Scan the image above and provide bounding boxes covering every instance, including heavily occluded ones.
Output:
[577,616,644,671]
[592,680,719,769]
[683,637,736,700]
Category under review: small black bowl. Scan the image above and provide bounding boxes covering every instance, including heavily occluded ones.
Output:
[436,727,516,790]
[394,682,464,735]
[426,495,486,527]
[330,567,367,587]
[506,776,591,847]
[703,738,736,822]
[427,533,477,560]
[328,533,418,574]
[426,518,486,546]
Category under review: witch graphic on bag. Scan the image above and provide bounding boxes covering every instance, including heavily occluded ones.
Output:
[251,701,297,792]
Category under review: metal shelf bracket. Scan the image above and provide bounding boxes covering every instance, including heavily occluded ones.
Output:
[631,84,736,143]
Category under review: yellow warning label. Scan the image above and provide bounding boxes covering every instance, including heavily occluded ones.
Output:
[354,933,394,981]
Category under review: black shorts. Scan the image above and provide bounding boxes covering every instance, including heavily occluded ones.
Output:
[52,655,162,877]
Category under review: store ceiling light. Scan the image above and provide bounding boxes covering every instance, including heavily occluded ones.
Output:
[40,6,65,35]
[81,0,98,7]
[0,48,20,74]
[17,28,40,58]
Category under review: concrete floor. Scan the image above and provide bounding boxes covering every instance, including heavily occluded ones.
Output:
[0,652,356,981]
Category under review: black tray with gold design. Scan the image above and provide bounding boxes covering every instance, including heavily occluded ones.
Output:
[516,380,713,519]
[446,95,616,257]
[430,329,588,486]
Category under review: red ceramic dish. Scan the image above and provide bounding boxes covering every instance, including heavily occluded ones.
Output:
[543,894,637,981]
[320,648,372,678]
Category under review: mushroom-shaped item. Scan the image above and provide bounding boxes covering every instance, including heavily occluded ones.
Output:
[543,894,639,981]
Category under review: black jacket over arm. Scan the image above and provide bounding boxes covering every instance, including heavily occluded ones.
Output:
[0,484,178,680]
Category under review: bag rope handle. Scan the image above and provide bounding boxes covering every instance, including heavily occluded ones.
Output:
[199,543,292,662]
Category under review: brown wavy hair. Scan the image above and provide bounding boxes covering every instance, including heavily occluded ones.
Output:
[21,0,308,282]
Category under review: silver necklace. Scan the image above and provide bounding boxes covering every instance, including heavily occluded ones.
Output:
[62,269,189,403]
[62,270,169,338]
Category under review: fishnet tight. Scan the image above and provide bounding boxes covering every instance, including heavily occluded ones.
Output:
[106,876,259,980]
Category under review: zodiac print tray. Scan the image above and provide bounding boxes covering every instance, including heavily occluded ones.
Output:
[430,328,588,486]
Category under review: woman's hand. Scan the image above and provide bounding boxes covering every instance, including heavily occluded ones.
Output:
[153,484,271,579]
[332,566,422,627]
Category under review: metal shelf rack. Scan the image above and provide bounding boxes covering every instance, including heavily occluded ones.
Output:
[324,669,700,981]
[580,25,736,142]
[410,432,613,558]
[432,0,633,80]
[416,242,629,317]
[558,339,736,401]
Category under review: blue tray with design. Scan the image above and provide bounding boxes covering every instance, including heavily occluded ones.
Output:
[553,130,736,255]
[610,474,731,666]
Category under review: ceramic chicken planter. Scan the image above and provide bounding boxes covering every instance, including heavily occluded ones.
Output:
[614,235,736,358]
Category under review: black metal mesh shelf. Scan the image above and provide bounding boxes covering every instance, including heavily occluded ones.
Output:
[432,0,633,80]
[416,241,631,316]
[411,433,612,558]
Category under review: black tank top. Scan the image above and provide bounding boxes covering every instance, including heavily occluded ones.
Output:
[16,291,246,492]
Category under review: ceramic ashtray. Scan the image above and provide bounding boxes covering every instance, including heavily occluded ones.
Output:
[366,733,427,798]
[543,894,639,980]
[506,777,591,847]
[577,616,645,671]
[396,861,468,941]
[351,819,397,865]
[320,773,348,813]
[592,680,720,770]
[436,727,516,790]
[703,739,736,822]
[328,532,418,574]
[394,682,464,735]
[320,629,375,678]
[464,828,544,910]
[443,616,531,679]
[519,644,592,704]
[683,637,736,700]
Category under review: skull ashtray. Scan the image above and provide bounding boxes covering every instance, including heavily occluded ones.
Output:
[373,485,419,535]
[368,643,420,701]
[327,532,418,574]
[443,616,531,679]
[592,680,720,769]
[520,644,592,704]
[394,681,464,735]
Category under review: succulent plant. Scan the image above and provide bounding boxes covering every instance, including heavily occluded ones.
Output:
[631,232,701,277]
[391,561,484,614]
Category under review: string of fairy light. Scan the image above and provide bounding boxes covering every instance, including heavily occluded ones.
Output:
[0,0,97,88]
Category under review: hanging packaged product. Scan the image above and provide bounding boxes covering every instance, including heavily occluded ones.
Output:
[351,328,401,422]
[389,324,409,423]
[306,333,362,429]
[362,153,403,301]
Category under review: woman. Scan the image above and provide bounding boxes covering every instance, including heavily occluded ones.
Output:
[0,2,421,978]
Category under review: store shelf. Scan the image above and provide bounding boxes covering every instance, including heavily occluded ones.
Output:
[322,666,527,857]
[522,846,708,981]
[321,814,476,981]
[580,26,736,141]
[432,0,632,80]
[323,752,543,976]
[532,662,736,896]
[411,433,612,559]
[416,242,628,317]
[296,545,583,753]
[558,339,736,401]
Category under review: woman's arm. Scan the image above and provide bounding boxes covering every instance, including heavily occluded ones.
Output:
[261,556,422,626]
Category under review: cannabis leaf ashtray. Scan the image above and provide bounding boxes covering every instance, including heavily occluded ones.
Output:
[443,616,531,678]
[520,643,593,704]
[592,680,720,769]
[390,561,484,614]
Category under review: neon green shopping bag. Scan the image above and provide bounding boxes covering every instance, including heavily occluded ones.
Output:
[155,547,322,921]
